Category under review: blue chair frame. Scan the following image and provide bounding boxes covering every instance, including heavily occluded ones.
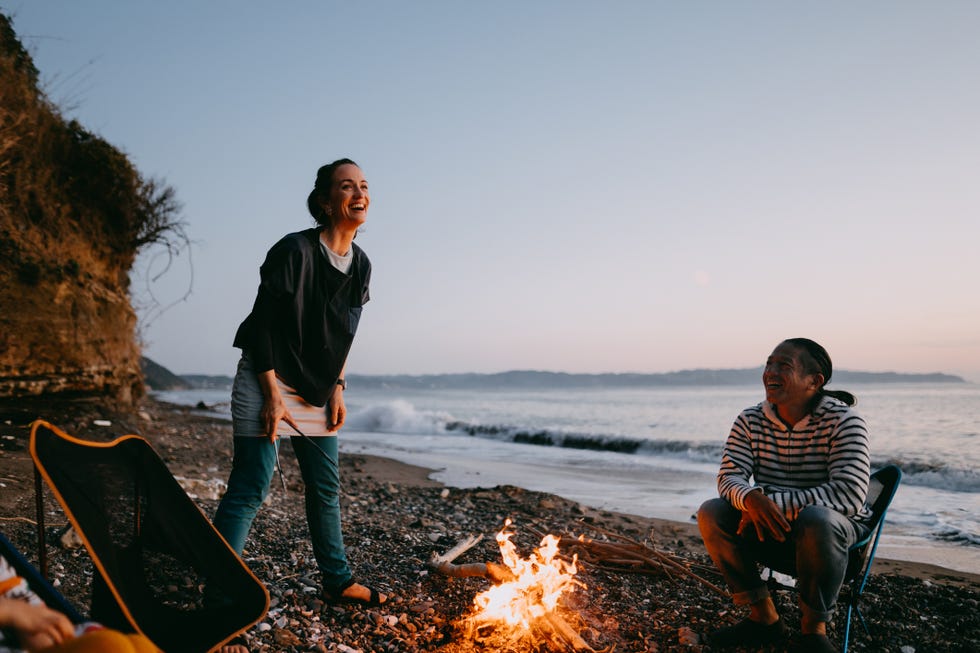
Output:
[763,464,903,652]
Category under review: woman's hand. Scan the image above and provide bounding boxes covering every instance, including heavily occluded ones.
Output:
[326,383,346,433]
[0,598,75,651]
[738,489,791,542]
[260,394,296,442]
[258,370,298,441]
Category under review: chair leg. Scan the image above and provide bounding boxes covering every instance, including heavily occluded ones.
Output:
[843,600,872,653]
[843,603,854,653]
[855,604,871,638]
[34,467,48,578]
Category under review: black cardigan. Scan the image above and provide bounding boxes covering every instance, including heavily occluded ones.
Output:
[233,228,371,406]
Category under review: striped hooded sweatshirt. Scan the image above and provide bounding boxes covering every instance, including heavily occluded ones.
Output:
[717,395,873,524]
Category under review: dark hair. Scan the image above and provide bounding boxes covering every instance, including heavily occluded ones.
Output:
[783,337,856,406]
[306,158,359,225]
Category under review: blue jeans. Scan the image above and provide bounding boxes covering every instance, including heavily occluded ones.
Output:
[212,356,352,592]
[697,498,869,624]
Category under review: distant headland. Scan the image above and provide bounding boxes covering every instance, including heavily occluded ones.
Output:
[141,357,965,392]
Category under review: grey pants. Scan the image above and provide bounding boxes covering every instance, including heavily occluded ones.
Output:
[697,498,869,624]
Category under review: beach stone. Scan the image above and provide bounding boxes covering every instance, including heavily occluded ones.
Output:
[58,527,83,550]
[677,626,699,645]
[297,575,318,588]
[174,476,226,500]
[336,645,362,653]
[273,628,302,646]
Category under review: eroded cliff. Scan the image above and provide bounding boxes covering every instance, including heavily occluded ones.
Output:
[0,14,181,404]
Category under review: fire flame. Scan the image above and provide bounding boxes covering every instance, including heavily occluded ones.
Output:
[468,519,584,633]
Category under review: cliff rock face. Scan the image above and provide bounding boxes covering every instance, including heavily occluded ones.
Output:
[0,15,172,404]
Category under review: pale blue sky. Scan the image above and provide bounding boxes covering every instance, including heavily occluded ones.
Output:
[10,2,980,381]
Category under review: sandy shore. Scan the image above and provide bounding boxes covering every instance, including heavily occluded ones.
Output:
[1,396,978,651]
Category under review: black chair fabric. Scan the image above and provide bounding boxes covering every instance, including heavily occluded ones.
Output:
[30,420,269,653]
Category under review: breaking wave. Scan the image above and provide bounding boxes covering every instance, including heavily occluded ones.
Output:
[161,392,980,501]
[344,400,980,495]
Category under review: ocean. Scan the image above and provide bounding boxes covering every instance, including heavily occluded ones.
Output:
[153,381,980,575]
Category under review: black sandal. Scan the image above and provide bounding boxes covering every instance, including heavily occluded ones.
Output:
[322,578,387,606]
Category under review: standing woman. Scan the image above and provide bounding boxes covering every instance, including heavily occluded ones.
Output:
[213,159,386,606]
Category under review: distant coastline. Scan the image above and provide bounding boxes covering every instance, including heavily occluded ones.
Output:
[141,357,965,392]
[345,368,965,390]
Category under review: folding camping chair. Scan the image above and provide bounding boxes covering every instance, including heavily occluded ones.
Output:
[29,420,269,653]
[762,464,903,653]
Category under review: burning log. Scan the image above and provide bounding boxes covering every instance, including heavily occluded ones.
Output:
[541,611,595,652]
[468,610,596,652]
[468,610,596,653]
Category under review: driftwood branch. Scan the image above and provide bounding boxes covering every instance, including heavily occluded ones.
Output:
[433,560,516,583]
[431,533,483,564]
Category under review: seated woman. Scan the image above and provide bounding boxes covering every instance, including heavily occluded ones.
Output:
[697,338,872,653]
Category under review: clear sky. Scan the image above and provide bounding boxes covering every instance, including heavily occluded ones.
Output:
[9,2,980,381]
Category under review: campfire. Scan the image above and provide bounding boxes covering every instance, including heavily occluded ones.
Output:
[429,519,726,651]
[431,520,595,652]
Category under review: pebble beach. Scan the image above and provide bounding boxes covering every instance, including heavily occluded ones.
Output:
[1,396,977,652]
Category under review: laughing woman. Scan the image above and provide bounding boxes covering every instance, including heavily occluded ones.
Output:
[212,158,386,608]
[697,338,871,653]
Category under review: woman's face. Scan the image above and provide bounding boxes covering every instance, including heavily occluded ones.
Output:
[322,163,369,226]
[763,341,821,409]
